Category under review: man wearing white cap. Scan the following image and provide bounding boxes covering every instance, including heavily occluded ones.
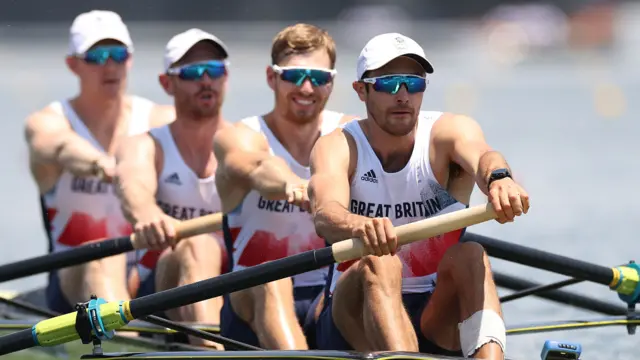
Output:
[115,28,231,348]
[25,10,174,315]
[310,33,529,359]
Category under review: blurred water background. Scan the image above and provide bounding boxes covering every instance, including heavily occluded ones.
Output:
[0,0,638,358]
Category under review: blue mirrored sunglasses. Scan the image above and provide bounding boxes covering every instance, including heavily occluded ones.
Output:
[272,65,336,87]
[79,46,130,65]
[361,74,428,94]
[166,60,228,81]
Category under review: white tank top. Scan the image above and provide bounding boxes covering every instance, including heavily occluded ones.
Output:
[329,111,467,294]
[136,124,226,281]
[42,96,154,255]
[225,110,344,288]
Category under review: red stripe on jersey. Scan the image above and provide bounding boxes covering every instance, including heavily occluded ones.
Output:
[397,229,463,277]
[139,237,230,274]
[336,259,357,272]
[334,229,463,277]
[237,230,325,267]
[55,211,132,247]
[229,227,242,245]
[139,250,162,270]
[46,208,57,223]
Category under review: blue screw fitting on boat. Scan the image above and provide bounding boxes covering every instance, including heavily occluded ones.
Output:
[541,340,581,360]
[87,297,115,341]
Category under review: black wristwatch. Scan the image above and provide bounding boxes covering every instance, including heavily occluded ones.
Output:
[487,168,512,190]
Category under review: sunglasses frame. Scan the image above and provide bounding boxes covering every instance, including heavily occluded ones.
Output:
[360,74,429,94]
[166,60,230,79]
[271,65,337,86]
[75,45,132,65]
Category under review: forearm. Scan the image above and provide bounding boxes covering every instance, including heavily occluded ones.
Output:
[116,177,162,225]
[476,151,511,194]
[244,156,302,200]
[56,135,109,176]
[314,202,366,244]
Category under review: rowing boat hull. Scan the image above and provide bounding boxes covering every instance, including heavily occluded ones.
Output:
[81,350,469,360]
[2,315,638,338]
[0,288,468,359]
[4,287,634,359]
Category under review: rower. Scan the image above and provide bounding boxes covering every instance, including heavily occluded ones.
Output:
[309,33,530,359]
[24,10,174,315]
[214,23,357,350]
[114,28,230,348]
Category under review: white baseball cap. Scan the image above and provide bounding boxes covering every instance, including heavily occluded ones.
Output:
[68,10,133,55]
[356,33,434,80]
[164,28,229,72]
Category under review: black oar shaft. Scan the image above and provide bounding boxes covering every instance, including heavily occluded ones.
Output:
[0,328,34,354]
[0,236,132,283]
[463,233,614,286]
[0,292,230,354]
[141,315,262,351]
[494,271,627,315]
[0,294,57,318]
[129,247,336,319]
[499,277,583,303]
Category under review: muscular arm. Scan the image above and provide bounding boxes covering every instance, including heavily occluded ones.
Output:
[433,114,511,196]
[308,129,366,244]
[114,133,163,224]
[338,114,360,125]
[213,123,305,213]
[25,109,111,191]
[148,104,176,128]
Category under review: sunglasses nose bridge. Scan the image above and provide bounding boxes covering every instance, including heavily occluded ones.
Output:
[297,75,316,92]
[189,66,219,81]
[104,52,128,67]
[197,71,216,83]
[394,82,411,100]
[103,56,121,68]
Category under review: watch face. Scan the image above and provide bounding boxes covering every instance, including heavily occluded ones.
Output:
[492,169,508,178]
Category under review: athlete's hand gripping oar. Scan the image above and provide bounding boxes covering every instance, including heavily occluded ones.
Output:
[0,212,223,283]
[330,203,498,262]
[0,204,497,355]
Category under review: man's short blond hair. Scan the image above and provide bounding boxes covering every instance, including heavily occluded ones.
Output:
[271,23,336,68]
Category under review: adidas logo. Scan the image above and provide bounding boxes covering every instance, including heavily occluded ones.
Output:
[164,172,182,185]
[360,169,378,184]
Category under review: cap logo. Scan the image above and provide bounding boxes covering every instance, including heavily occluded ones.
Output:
[394,36,407,50]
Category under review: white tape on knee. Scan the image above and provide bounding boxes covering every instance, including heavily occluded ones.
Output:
[458,310,506,358]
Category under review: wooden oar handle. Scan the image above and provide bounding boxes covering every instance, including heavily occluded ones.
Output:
[331,203,497,263]
[131,212,224,250]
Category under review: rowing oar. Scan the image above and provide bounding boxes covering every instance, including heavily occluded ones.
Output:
[498,274,583,303]
[0,295,213,351]
[0,213,223,283]
[493,271,627,315]
[0,203,497,355]
[0,291,260,351]
[461,232,640,306]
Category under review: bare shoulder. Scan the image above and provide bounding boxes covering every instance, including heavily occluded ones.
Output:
[148,104,176,128]
[311,127,357,174]
[213,121,268,154]
[431,112,485,143]
[338,114,361,125]
[116,131,159,160]
[24,105,70,140]
[314,127,352,154]
[123,131,157,148]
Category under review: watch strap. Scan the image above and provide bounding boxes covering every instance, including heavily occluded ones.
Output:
[487,168,511,190]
